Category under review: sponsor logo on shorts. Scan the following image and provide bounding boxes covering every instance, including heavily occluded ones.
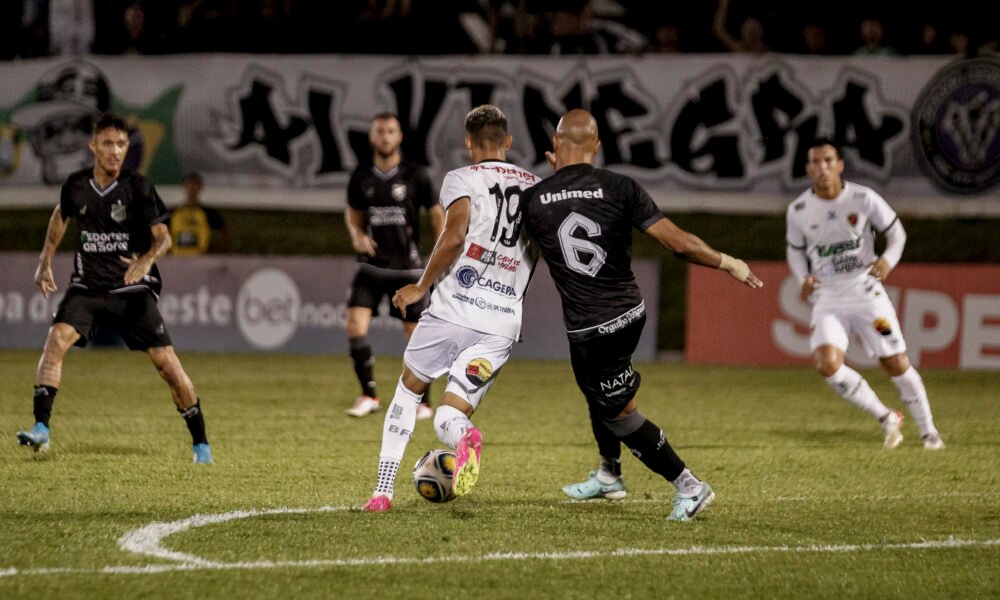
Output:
[466,358,494,385]
[456,265,479,288]
[599,364,635,393]
[597,304,645,335]
[874,317,893,336]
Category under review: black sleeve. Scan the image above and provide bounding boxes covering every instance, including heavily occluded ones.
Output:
[140,177,169,226]
[58,182,73,221]
[346,168,365,210]
[630,178,663,231]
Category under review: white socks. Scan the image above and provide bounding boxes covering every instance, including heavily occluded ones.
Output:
[891,367,938,437]
[825,364,891,420]
[671,468,703,495]
[433,404,473,449]
[373,378,423,498]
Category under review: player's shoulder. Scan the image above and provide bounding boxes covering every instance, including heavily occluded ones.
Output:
[119,169,152,189]
[786,188,814,216]
[398,161,429,179]
[842,180,884,202]
[62,168,92,189]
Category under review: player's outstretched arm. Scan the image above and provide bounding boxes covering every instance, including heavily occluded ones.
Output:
[644,217,763,288]
[393,198,471,317]
[34,205,69,298]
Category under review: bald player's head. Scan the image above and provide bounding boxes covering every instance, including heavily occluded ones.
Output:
[555,109,598,146]
[551,109,601,168]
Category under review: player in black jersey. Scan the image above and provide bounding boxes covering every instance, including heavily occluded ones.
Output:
[344,113,444,418]
[16,113,214,465]
[523,109,762,521]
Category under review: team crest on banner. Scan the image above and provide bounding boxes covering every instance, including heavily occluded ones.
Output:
[912,58,1000,194]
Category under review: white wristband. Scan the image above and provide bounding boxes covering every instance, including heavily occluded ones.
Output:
[719,253,750,282]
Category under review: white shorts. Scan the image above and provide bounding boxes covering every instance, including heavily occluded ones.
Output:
[403,314,513,411]
[810,291,906,359]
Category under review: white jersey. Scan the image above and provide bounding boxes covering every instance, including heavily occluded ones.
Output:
[786,181,898,302]
[426,160,540,340]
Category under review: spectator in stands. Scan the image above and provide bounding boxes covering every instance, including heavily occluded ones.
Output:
[854,18,897,56]
[547,1,645,55]
[912,24,950,54]
[800,23,827,55]
[648,23,681,53]
[712,0,769,53]
[169,172,229,255]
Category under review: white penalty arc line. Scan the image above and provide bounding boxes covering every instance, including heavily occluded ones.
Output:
[1,506,998,578]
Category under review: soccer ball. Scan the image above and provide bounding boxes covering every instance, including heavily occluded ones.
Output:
[413,449,457,503]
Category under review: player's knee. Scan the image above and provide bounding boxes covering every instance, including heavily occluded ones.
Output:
[813,349,843,377]
[880,352,910,376]
[602,409,645,438]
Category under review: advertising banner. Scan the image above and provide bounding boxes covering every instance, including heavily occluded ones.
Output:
[2,55,999,213]
[0,253,660,361]
[686,262,1000,369]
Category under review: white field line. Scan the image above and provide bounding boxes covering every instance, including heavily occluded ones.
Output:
[1,506,999,578]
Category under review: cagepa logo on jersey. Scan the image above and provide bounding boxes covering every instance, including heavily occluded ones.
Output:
[456,265,479,288]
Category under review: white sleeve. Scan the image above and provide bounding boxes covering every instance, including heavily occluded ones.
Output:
[439,170,470,210]
[786,245,810,284]
[785,207,810,283]
[866,189,898,233]
[880,219,906,269]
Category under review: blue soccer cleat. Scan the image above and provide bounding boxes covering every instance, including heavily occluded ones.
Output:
[192,443,214,464]
[667,482,715,522]
[562,470,628,500]
[16,422,50,453]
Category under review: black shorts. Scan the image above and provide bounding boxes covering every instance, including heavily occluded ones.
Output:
[568,314,645,420]
[54,287,173,351]
[347,266,428,323]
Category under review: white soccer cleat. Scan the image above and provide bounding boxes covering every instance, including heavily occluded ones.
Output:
[345,395,380,417]
[881,410,904,449]
[922,433,945,450]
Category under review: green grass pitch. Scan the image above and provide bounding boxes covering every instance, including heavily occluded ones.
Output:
[1,349,998,598]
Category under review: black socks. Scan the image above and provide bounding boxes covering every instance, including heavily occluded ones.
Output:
[33,385,57,427]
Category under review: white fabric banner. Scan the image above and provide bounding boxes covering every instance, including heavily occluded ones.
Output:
[2,54,999,214]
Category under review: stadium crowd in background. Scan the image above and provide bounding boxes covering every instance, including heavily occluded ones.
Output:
[1,1,996,59]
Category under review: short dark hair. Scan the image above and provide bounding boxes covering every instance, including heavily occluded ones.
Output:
[92,112,128,136]
[464,105,507,147]
[808,137,843,160]
[372,112,400,124]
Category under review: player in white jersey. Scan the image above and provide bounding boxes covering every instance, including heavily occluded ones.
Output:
[786,139,943,450]
[362,105,540,512]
